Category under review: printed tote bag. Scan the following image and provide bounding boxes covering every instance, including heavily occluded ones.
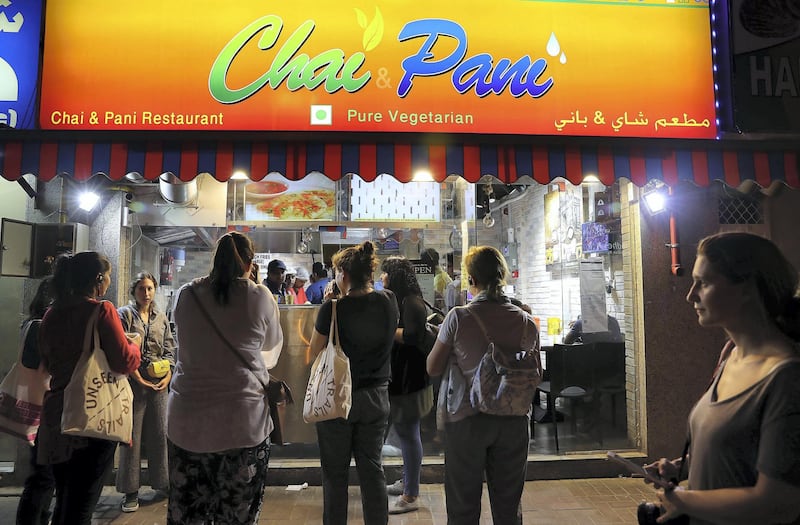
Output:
[303,300,352,423]
[61,303,134,443]
[0,320,50,444]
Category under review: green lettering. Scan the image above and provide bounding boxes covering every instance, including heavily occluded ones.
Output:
[209,16,371,104]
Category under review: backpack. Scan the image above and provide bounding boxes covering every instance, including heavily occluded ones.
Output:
[469,308,542,416]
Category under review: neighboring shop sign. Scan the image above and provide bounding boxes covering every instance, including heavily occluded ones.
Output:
[730,0,800,132]
[0,0,42,129]
[40,0,715,138]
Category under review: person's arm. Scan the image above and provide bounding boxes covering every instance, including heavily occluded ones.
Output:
[310,300,333,357]
[97,302,141,374]
[397,296,427,347]
[20,320,42,369]
[658,473,800,524]
[260,288,284,369]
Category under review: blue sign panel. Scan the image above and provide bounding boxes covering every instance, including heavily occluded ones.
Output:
[0,0,43,129]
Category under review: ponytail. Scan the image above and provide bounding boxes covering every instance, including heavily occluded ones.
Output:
[209,232,254,305]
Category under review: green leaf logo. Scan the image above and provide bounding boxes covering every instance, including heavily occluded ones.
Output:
[354,6,384,52]
[354,8,368,29]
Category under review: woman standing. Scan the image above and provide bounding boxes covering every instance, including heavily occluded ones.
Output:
[427,246,540,525]
[380,256,433,514]
[646,233,800,525]
[167,232,283,525]
[310,241,399,525]
[116,272,175,512]
[16,278,55,525]
[38,252,141,525]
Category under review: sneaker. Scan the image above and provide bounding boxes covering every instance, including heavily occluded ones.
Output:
[121,492,139,513]
[388,496,419,514]
[386,479,404,496]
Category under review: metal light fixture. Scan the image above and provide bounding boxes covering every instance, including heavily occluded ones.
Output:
[78,191,100,211]
[296,228,314,253]
[642,180,667,215]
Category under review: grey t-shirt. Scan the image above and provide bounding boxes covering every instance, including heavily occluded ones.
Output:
[687,358,800,525]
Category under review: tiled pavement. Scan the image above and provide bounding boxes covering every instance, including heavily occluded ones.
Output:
[0,477,658,524]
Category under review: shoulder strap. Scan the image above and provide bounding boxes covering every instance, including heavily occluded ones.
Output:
[327,299,339,346]
[187,286,268,391]
[469,307,529,349]
[422,298,445,318]
[81,302,104,357]
[469,307,493,344]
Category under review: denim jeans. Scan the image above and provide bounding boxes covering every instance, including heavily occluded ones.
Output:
[393,418,422,497]
[50,438,117,525]
[444,413,530,525]
[316,384,390,525]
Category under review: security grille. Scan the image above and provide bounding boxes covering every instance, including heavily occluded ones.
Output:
[718,197,763,225]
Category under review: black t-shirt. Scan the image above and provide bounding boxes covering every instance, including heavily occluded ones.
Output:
[315,290,399,389]
[389,294,429,396]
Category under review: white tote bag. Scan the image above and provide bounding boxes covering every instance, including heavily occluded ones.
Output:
[303,300,352,423]
[61,304,134,443]
[0,321,51,444]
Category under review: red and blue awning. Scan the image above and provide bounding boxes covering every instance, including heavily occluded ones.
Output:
[0,140,797,188]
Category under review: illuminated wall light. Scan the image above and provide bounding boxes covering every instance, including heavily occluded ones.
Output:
[79,191,100,211]
[643,190,667,215]
[230,171,249,180]
[583,174,600,183]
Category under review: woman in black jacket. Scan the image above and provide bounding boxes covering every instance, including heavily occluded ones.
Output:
[380,256,433,514]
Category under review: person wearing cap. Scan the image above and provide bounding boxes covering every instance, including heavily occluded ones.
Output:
[287,267,310,304]
[263,259,287,299]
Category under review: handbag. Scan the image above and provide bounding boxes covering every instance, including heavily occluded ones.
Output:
[0,321,51,444]
[303,300,353,423]
[146,359,171,379]
[188,287,294,445]
[61,303,134,443]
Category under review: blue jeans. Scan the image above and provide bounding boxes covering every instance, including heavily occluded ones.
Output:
[393,418,422,497]
[444,413,530,525]
[316,384,390,525]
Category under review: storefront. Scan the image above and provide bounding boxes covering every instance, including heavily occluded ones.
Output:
[1,0,799,481]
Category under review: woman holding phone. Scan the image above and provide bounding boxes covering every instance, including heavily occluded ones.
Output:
[645,233,800,525]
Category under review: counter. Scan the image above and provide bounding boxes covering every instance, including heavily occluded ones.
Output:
[269,304,320,444]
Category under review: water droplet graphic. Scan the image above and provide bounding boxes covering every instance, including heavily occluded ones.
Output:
[546,33,560,57]
[560,52,567,64]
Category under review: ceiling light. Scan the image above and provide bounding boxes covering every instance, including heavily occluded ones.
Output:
[78,191,100,211]
[230,171,249,180]
[412,170,433,182]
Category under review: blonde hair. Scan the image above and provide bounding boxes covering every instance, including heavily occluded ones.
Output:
[464,245,508,301]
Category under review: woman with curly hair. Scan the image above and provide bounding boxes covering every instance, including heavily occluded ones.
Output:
[380,256,433,514]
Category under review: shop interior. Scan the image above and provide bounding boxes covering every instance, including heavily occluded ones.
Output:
[0,171,636,468]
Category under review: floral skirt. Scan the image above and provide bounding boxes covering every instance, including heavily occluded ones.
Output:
[167,439,270,525]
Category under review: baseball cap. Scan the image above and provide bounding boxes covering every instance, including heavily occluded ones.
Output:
[267,259,287,272]
[295,267,310,281]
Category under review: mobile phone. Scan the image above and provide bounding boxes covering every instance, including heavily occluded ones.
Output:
[607,451,675,490]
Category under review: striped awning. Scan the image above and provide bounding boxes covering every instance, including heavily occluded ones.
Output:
[1,140,798,188]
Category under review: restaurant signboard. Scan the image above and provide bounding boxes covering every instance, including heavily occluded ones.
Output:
[40,0,716,138]
[0,0,43,129]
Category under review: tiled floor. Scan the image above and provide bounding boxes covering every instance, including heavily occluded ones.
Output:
[0,477,658,524]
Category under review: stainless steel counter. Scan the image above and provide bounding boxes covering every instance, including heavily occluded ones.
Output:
[270,304,320,444]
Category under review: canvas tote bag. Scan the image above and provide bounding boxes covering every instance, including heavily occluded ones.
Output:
[0,320,51,444]
[61,303,134,443]
[303,300,352,423]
